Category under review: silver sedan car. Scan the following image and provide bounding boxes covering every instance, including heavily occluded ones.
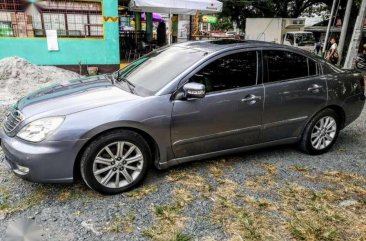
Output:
[1,40,365,194]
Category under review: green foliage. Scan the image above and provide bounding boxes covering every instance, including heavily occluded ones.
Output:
[170,232,192,241]
[211,17,233,31]
[218,0,361,31]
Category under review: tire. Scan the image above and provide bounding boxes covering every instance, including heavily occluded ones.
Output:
[299,109,340,155]
[80,130,151,195]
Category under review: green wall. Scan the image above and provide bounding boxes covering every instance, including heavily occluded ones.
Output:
[0,0,119,66]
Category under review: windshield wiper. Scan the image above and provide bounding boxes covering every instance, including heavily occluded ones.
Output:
[116,76,136,94]
[104,74,115,84]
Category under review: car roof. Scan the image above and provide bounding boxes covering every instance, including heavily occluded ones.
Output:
[174,39,293,53]
[174,39,319,59]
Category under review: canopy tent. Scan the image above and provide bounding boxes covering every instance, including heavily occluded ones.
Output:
[141,13,164,22]
[129,0,223,15]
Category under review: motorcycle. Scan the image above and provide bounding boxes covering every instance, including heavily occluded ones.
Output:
[355,53,366,70]
[355,50,366,70]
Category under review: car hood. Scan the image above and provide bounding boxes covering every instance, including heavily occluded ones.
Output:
[13,75,139,118]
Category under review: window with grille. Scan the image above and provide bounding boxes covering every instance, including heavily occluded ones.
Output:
[0,0,104,38]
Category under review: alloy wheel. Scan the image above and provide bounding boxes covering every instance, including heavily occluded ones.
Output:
[311,116,337,150]
[93,141,144,188]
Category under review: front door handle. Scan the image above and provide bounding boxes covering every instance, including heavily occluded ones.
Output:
[241,95,262,104]
[307,84,323,93]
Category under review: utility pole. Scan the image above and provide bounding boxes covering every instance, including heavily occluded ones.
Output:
[344,0,366,69]
[337,0,353,65]
[323,0,338,55]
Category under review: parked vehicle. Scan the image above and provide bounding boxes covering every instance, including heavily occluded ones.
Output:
[1,40,365,194]
[355,53,366,70]
[245,18,315,52]
[225,31,237,36]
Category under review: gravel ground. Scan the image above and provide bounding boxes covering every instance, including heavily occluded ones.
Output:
[0,65,365,240]
[0,106,364,241]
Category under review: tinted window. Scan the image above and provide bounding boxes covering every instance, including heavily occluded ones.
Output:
[265,50,309,83]
[190,51,257,93]
[309,59,317,76]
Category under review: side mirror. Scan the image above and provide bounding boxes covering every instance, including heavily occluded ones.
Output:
[183,83,206,99]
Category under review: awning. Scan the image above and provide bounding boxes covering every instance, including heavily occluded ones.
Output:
[141,13,164,22]
[129,0,223,15]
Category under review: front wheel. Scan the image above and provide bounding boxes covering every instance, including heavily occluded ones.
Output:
[299,109,340,155]
[80,130,151,195]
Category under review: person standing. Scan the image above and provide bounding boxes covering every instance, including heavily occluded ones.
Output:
[157,22,167,47]
[315,41,321,55]
[327,38,339,65]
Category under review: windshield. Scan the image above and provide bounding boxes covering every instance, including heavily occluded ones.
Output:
[295,33,315,46]
[113,46,207,96]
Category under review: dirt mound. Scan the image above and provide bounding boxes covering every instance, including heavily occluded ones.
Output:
[0,57,81,121]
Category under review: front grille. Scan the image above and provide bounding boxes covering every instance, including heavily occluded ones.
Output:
[3,108,24,133]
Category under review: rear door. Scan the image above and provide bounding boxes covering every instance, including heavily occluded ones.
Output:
[262,49,327,142]
[171,50,264,158]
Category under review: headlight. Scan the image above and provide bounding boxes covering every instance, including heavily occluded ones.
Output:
[16,117,65,142]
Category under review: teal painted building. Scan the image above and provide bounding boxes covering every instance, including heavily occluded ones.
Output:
[0,0,120,72]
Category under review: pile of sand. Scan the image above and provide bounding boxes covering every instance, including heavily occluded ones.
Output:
[0,57,81,121]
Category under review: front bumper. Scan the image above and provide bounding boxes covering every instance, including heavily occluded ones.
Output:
[0,129,87,184]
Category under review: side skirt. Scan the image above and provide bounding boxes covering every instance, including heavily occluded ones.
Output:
[157,137,299,169]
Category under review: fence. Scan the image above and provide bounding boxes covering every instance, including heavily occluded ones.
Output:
[0,0,103,38]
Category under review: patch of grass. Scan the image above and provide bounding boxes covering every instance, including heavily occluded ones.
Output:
[210,178,284,241]
[126,185,158,200]
[279,180,366,241]
[200,238,217,241]
[245,176,276,192]
[103,211,136,233]
[289,165,309,173]
[56,184,103,203]
[143,178,197,241]
[12,188,48,215]
[262,163,278,176]
[174,188,193,207]
[57,190,72,202]
[169,232,192,241]
[208,159,232,181]
[245,163,278,192]
[1,187,48,215]
[154,204,182,221]
[280,183,343,241]
[243,196,277,211]
[167,170,211,196]
[210,166,366,241]
[0,187,11,211]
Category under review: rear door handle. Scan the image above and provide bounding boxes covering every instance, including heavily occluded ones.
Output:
[241,95,262,104]
[307,84,323,93]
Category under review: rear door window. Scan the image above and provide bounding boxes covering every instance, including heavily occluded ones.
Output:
[308,59,318,76]
[264,50,314,83]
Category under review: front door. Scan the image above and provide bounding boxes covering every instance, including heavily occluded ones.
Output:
[262,49,327,142]
[171,50,264,158]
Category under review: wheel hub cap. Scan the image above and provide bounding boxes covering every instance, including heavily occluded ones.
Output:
[311,116,337,150]
[92,141,144,189]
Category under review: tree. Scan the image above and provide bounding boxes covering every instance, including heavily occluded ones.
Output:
[219,0,361,30]
[211,17,233,31]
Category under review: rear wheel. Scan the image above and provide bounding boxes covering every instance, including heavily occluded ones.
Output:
[299,109,340,155]
[80,130,151,195]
